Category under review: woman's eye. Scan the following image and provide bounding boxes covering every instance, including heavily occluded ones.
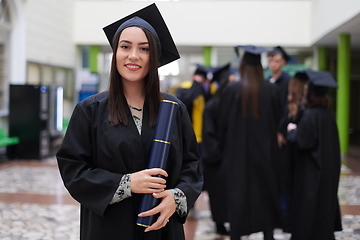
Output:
[141,47,149,52]
[120,45,129,49]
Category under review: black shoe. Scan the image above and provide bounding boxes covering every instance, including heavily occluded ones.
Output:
[263,231,275,240]
[216,223,229,236]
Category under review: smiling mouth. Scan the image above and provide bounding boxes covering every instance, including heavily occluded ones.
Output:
[125,64,141,69]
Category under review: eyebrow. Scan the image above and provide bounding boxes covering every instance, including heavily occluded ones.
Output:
[119,40,149,45]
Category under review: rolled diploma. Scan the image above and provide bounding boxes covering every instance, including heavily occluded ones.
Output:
[137,99,179,227]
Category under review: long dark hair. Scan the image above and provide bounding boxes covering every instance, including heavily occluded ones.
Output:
[239,60,264,120]
[288,77,307,121]
[304,83,330,108]
[108,26,162,127]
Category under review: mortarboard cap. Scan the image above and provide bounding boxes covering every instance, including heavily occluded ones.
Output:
[304,70,338,88]
[269,46,290,63]
[103,3,180,67]
[293,71,309,82]
[304,70,337,96]
[193,64,213,79]
[234,45,270,66]
[211,63,231,84]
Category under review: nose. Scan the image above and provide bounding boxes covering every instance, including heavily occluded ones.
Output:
[129,48,139,60]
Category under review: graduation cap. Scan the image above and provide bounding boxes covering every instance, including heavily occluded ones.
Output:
[211,63,231,84]
[293,71,309,82]
[269,46,290,63]
[193,64,213,79]
[304,70,337,96]
[103,3,180,67]
[234,45,270,66]
[304,70,338,88]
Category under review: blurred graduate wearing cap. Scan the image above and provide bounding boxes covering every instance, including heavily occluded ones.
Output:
[201,62,233,236]
[268,46,292,141]
[278,71,310,233]
[217,45,283,240]
[56,3,203,240]
[268,46,290,102]
[175,63,215,152]
[287,70,342,240]
[267,46,294,230]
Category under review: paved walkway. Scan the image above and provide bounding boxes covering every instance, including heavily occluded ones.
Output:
[0,154,359,239]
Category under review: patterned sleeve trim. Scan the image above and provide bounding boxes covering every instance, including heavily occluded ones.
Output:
[170,188,187,217]
[109,174,132,204]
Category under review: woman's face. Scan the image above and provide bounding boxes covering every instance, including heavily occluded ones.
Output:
[116,26,150,83]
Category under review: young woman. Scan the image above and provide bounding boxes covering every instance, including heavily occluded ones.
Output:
[201,63,232,236]
[279,71,309,232]
[56,4,203,240]
[217,45,283,240]
[288,71,342,240]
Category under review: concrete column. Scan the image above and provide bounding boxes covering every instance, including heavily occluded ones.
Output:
[202,46,212,66]
[336,33,351,154]
[89,45,100,74]
[317,46,328,71]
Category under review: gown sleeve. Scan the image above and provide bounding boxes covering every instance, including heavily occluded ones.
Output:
[170,188,187,217]
[176,81,204,109]
[202,100,221,165]
[296,110,318,150]
[109,174,131,204]
[172,102,203,223]
[56,103,122,217]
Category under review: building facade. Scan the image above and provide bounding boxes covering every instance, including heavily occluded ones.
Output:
[2,0,360,155]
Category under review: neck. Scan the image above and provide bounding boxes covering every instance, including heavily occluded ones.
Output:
[271,70,283,82]
[122,80,145,109]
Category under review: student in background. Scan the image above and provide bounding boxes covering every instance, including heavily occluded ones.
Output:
[287,70,342,240]
[202,63,233,236]
[218,45,283,240]
[280,71,309,232]
[176,64,213,153]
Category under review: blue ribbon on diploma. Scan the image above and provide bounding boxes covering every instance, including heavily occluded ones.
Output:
[137,99,179,227]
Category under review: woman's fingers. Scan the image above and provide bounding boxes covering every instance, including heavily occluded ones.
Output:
[138,190,176,232]
[145,217,169,232]
[130,168,168,194]
[146,168,168,178]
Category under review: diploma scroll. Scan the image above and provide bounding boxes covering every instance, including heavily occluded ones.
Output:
[137,100,179,227]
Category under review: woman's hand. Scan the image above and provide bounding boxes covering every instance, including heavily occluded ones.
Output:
[130,168,168,194]
[138,190,176,232]
[277,132,287,148]
[287,123,297,132]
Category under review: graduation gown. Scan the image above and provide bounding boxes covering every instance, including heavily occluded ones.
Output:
[56,92,203,240]
[175,81,209,145]
[217,81,283,238]
[269,72,290,115]
[176,80,206,122]
[201,97,228,223]
[270,72,292,228]
[176,80,209,190]
[289,107,342,240]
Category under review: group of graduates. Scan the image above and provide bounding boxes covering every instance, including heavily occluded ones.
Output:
[176,45,343,240]
[55,3,341,239]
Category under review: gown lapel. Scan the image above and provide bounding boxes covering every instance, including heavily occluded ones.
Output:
[121,103,154,172]
[141,101,155,167]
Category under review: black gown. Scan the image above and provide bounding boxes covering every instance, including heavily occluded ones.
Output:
[217,81,283,238]
[289,107,342,240]
[176,81,207,123]
[176,80,210,189]
[269,72,290,116]
[201,97,228,223]
[270,72,292,229]
[56,92,203,240]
